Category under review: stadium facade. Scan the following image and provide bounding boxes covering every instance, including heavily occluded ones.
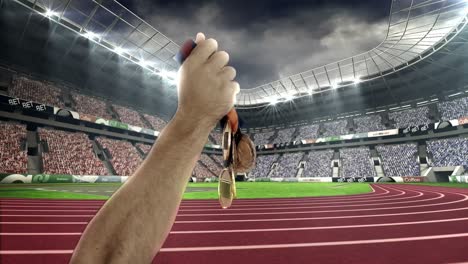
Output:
[0,0,467,183]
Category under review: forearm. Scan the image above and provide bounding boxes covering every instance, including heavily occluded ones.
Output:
[70,113,213,264]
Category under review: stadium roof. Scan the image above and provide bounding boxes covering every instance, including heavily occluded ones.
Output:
[13,0,181,85]
[236,0,468,107]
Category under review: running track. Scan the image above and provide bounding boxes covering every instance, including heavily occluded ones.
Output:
[1,184,468,263]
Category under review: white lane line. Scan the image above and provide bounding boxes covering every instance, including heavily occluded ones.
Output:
[4,217,468,236]
[0,250,74,255]
[176,192,447,216]
[0,222,87,224]
[0,209,98,212]
[177,191,427,212]
[1,215,94,217]
[170,217,468,234]
[4,232,466,254]
[0,233,82,236]
[159,232,468,252]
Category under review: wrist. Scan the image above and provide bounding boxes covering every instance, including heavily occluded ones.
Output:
[172,110,216,138]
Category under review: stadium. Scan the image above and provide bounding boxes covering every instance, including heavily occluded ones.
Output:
[0,0,468,263]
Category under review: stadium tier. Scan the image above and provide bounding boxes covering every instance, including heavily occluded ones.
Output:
[340,147,376,178]
[253,131,276,145]
[302,150,334,178]
[271,153,304,178]
[294,124,320,141]
[96,137,142,176]
[389,107,431,129]
[438,97,468,121]
[71,92,113,120]
[354,114,387,133]
[0,121,27,174]
[39,128,108,175]
[322,120,349,137]
[136,143,152,155]
[376,143,420,177]
[273,128,296,144]
[200,154,223,173]
[10,76,65,108]
[143,114,167,131]
[427,137,468,169]
[209,132,222,145]
[112,104,149,129]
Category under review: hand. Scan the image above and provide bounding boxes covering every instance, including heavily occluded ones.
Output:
[176,32,240,128]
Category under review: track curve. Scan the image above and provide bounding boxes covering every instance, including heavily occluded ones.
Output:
[1,184,468,264]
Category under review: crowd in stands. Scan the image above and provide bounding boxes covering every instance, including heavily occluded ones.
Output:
[143,114,167,131]
[253,131,275,145]
[438,97,468,120]
[354,115,386,133]
[427,137,468,169]
[210,155,224,167]
[271,153,304,178]
[322,120,349,137]
[39,128,108,175]
[376,143,419,176]
[136,143,152,155]
[0,122,27,174]
[389,107,430,128]
[250,154,279,178]
[200,154,222,174]
[273,128,296,144]
[10,77,65,108]
[96,137,142,176]
[295,124,320,140]
[193,162,215,178]
[340,147,376,177]
[112,104,148,129]
[210,132,222,145]
[71,92,113,120]
[303,150,334,178]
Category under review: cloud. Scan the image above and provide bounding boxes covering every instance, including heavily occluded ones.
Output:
[131,1,388,89]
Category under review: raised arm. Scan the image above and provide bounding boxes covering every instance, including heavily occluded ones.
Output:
[70,32,239,264]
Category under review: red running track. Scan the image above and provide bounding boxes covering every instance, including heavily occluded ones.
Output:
[1,184,468,264]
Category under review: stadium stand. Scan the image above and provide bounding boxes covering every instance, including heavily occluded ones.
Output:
[39,128,108,175]
[271,153,304,178]
[0,122,27,174]
[210,132,222,145]
[96,137,142,176]
[143,114,167,131]
[303,150,334,178]
[71,92,113,120]
[354,114,386,133]
[376,143,420,177]
[193,162,214,178]
[322,120,348,137]
[340,147,376,177]
[438,97,468,120]
[273,128,296,144]
[112,104,148,128]
[249,154,279,178]
[295,124,320,140]
[253,131,275,145]
[136,143,152,155]
[210,155,224,167]
[10,76,65,108]
[389,107,431,128]
[427,137,468,169]
[200,154,222,173]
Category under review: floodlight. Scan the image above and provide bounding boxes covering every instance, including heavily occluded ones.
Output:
[284,94,295,101]
[353,77,361,84]
[114,46,124,55]
[269,97,278,105]
[332,83,339,89]
[139,60,150,68]
[44,10,58,18]
[82,31,100,41]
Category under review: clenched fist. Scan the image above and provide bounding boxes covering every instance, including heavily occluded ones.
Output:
[176,33,240,128]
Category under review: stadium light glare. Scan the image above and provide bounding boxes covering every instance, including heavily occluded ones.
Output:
[113,46,125,55]
[269,97,278,105]
[44,10,58,18]
[82,31,100,41]
[332,83,339,89]
[353,77,361,84]
[139,60,151,68]
[284,94,295,101]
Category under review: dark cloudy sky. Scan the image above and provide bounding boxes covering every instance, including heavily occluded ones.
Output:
[122,0,391,89]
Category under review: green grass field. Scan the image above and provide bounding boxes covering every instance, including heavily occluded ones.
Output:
[2,182,468,200]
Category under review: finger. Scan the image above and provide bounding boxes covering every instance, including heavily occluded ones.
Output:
[195,32,205,44]
[208,51,229,70]
[191,38,218,63]
[219,66,236,81]
[226,81,240,95]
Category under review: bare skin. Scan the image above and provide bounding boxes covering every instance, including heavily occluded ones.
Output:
[70,32,240,264]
